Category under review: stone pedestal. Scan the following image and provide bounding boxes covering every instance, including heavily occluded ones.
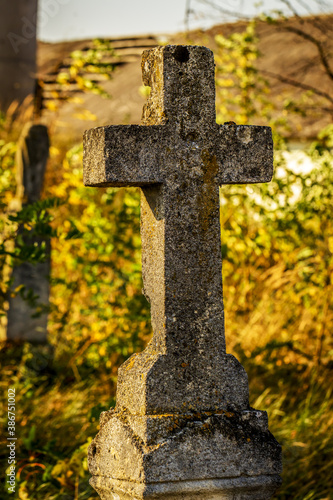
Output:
[88,352,281,500]
[89,406,281,500]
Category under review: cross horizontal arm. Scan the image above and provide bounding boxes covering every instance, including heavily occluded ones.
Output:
[216,124,274,185]
[83,125,163,187]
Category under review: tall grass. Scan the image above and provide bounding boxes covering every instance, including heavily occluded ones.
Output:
[0,114,332,499]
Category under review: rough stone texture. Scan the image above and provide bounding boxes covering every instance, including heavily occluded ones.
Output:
[83,45,281,499]
[7,124,50,343]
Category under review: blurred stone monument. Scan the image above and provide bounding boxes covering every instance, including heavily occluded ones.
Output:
[7,123,50,343]
[83,45,282,499]
[0,0,38,112]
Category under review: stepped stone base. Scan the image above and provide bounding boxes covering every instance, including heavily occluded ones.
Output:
[91,475,281,500]
[88,409,282,500]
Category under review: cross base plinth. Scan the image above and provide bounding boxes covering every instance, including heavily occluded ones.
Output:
[88,410,282,500]
[91,476,281,500]
[116,351,250,415]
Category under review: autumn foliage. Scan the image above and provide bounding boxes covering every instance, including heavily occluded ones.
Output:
[0,23,333,500]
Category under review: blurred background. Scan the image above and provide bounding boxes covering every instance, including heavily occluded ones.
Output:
[0,1,332,498]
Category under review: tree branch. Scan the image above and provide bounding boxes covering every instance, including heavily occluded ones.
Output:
[195,0,251,20]
[260,68,333,106]
[281,25,333,81]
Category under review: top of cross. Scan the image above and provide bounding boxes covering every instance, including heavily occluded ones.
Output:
[140,45,216,132]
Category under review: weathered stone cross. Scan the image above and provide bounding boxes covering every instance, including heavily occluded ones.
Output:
[84,45,281,500]
[84,45,273,415]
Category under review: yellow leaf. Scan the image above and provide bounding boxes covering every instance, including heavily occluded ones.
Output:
[18,485,29,500]
[139,85,151,98]
[328,237,333,254]
[73,110,97,121]
[45,101,58,111]
[99,346,107,357]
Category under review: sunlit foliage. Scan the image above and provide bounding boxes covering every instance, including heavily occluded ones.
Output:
[0,22,332,500]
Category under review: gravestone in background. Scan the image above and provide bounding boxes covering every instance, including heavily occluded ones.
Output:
[7,123,50,343]
[84,45,282,499]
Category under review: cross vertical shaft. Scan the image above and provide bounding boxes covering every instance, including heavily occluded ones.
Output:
[140,47,225,365]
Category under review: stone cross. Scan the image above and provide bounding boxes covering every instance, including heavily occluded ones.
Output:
[84,45,281,500]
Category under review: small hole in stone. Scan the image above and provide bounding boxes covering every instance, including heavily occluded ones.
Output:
[174,46,189,63]
[186,132,198,142]
[91,444,97,456]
